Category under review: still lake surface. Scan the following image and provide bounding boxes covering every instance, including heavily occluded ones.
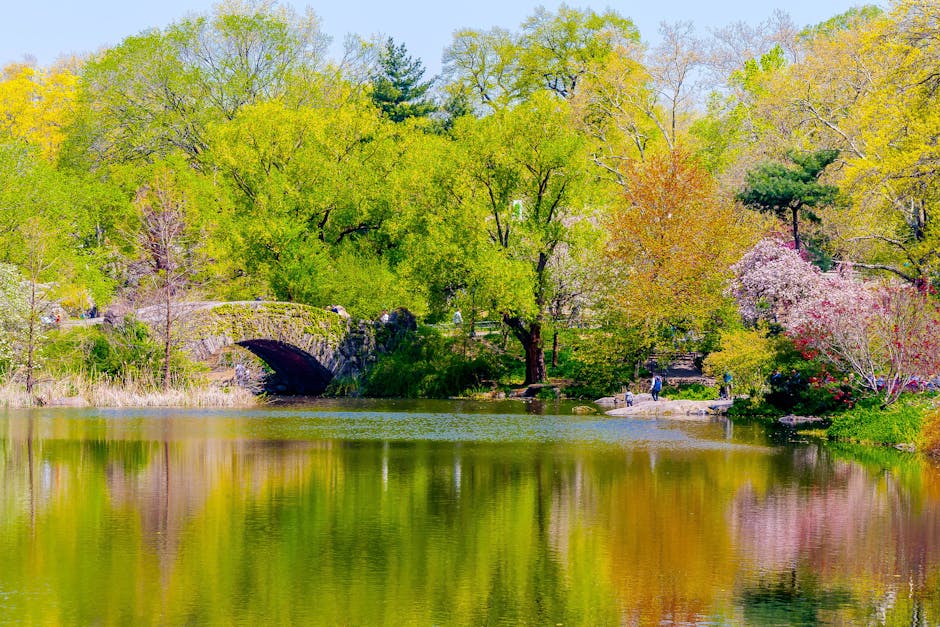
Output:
[1,398,939,625]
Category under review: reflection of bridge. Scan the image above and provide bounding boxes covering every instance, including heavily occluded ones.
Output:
[137,301,380,395]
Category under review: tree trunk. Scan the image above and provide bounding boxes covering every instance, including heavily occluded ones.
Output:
[25,280,37,395]
[504,315,547,385]
[791,206,801,251]
[523,323,546,385]
[551,329,559,368]
[163,296,172,391]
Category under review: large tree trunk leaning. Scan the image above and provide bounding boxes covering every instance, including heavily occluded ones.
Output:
[504,315,547,385]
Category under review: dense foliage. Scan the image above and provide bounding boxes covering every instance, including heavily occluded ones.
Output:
[0,0,938,418]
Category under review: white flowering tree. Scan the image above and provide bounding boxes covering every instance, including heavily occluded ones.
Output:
[729,238,822,326]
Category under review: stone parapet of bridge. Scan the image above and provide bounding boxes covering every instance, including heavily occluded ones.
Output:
[181,301,344,361]
[170,301,371,394]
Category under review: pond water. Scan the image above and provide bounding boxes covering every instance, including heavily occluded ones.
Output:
[1,399,939,625]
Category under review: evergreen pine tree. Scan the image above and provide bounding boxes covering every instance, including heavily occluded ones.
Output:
[737,149,840,251]
[371,38,436,122]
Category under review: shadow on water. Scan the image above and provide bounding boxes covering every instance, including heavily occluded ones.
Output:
[741,571,854,626]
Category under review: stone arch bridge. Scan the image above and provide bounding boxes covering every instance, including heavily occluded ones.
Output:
[136,301,403,395]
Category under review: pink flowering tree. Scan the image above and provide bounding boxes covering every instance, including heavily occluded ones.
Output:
[730,238,822,326]
[789,278,940,405]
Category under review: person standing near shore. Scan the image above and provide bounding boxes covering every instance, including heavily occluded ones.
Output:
[650,375,662,401]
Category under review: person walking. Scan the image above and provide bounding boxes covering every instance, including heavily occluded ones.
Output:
[649,375,662,401]
[723,372,734,399]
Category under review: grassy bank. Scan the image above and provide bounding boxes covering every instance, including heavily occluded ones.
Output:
[728,388,940,453]
[826,395,935,448]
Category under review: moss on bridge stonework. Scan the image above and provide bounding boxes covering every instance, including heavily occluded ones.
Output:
[181,302,349,367]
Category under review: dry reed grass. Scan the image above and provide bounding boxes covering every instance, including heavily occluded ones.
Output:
[0,374,260,409]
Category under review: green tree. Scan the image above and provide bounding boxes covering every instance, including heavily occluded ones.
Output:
[737,149,839,251]
[0,263,30,377]
[370,38,435,122]
[206,97,418,313]
[17,219,60,394]
[689,45,787,175]
[443,5,637,111]
[517,5,638,99]
[67,1,329,167]
[407,94,594,384]
[0,141,119,389]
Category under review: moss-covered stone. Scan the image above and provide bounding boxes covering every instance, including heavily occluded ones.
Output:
[177,301,348,365]
[135,302,416,391]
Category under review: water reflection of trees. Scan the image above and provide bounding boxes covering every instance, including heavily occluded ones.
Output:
[1,414,940,624]
[730,444,940,624]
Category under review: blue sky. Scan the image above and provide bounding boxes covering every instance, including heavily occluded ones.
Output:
[3,1,874,74]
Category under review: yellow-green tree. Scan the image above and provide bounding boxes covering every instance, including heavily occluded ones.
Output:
[837,0,940,285]
[69,1,329,167]
[0,63,77,160]
[206,95,423,314]
[404,94,595,384]
[443,6,638,112]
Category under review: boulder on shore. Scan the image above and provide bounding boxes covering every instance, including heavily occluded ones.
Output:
[778,414,825,426]
[596,393,656,406]
[606,399,732,419]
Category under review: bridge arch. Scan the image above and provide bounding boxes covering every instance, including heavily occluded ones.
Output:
[235,339,336,395]
[177,302,365,394]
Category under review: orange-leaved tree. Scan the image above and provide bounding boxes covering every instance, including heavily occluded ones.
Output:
[607,148,760,357]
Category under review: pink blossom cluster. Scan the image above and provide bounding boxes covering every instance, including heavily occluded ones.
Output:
[731,239,940,403]
[789,279,940,403]
[730,238,823,325]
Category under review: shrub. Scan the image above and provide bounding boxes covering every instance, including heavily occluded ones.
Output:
[42,316,201,385]
[703,326,778,400]
[325,375,361,397]
[726,397,784,421]
[919,405,940,457]
[360,327,510,398]
[762,358,857,416]
[827,395,933,446]
[550,328,642,399]
[662,383,719,400]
